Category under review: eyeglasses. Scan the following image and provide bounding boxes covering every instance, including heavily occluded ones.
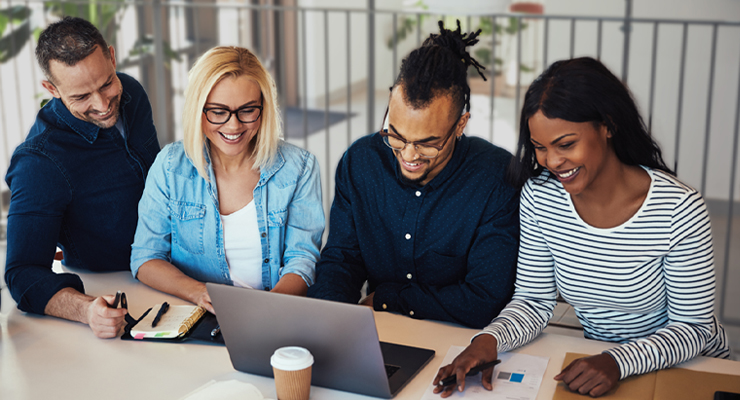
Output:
[378,106,459,159]
[203,104,263,124]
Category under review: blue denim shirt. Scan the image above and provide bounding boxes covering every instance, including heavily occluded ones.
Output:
[4,73,160,314]
[131,140,324,289]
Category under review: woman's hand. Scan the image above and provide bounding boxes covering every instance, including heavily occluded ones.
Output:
[137,260,216,313]
[189,282,215,314]
[432,334,499,397]
[554,353,620,397]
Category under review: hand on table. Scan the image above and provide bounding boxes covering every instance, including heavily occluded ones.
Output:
[554,353,620,397]
[191,284,215,314]
[359,292,375,307]
[86,295,128,339]
[433,334,499,397]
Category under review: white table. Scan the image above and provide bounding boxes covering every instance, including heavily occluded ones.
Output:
[2,268,739,400]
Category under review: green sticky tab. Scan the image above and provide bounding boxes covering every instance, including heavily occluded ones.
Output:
[155,332,171,337]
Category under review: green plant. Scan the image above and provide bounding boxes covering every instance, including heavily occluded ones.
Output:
[123,34,182,69]
[0,5,32,63]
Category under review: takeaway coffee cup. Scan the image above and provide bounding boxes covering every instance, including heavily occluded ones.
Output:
[270,346,314,400]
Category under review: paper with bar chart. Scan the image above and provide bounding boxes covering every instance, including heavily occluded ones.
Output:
[421,345,549,400]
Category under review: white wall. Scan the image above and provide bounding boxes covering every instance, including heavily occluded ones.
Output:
[544,0,740,200]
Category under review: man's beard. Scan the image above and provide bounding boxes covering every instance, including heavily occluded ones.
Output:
[397,161,430,186]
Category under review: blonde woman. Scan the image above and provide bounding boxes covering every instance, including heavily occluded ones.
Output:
[131,46,324,313]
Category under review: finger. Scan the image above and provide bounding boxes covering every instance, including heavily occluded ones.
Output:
[100,294,117,306]
[554,360,575,381]
[567,368,595,393]
[433,365,453,385]
[455,366,468,392]
[438,384,456,398]
[202,301,215,314]
[561,359,588,385]
[481,366,495,390]
[576,374,600,395]
[90,322,120,339]
[589,382,613,398]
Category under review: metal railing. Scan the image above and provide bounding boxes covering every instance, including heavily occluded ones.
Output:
[1,0,739,325]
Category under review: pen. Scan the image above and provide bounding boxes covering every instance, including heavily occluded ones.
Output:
[151,302,169,327]
[211,325,221,338]
[438,359,501,387]
[111,291,122,308]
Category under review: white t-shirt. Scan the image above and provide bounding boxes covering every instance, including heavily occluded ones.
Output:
[221,200,263,290]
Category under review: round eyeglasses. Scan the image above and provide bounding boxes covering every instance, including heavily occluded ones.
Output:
[379,117,459,159]
[203,105,263,125]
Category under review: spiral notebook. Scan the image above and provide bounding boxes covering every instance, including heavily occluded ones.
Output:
[129,304,206,339]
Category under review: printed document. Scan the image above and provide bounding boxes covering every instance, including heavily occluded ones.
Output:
[421,346,549,400]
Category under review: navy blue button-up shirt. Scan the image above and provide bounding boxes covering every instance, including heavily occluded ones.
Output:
[308,133,519,328]
[4,73,160,315]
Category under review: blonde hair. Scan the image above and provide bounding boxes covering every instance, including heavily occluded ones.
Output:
[183,46,281,180]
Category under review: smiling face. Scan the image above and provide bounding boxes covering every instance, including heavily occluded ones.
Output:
[528,110,616,196]
[202,75,262,161]
[42,45,122,129]
[386,85,469,186]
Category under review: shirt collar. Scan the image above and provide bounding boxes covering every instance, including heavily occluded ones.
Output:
[258,146,285,185]
[203,142,285,187]
[50,76,132,144]
[387,133,469,190]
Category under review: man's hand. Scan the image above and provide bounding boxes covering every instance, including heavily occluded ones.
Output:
[433,334,499,397]
[85,295,128,339]
[554,353,620,397]
[359,292,375,307]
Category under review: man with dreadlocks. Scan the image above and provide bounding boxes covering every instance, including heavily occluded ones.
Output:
[308,21,519,329]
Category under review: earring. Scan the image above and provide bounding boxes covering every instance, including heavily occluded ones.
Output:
[456,135,462,141]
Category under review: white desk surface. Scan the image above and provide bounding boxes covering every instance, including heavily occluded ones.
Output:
[2,269,739,400]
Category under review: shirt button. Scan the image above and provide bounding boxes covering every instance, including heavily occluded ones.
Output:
[264,287,270,291]
[415,191,421,197]
[261,232,266,238]
[382,303,388,310]
[264,258,270,263]
[409,310,415,316]
[406,273,412,280]
[405,233,411,240]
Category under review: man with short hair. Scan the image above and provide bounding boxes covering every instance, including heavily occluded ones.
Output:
[4,17,160,338]
[308,21,519,329]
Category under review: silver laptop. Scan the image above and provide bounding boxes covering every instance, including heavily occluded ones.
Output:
[207,283,435,398]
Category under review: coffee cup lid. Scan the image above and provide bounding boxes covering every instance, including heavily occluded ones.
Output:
[270,346,314,371]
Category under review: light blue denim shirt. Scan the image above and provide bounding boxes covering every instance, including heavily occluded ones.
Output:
[131,140,324,289]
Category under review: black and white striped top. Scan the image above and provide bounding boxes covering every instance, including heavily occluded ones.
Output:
[479,167,731,379]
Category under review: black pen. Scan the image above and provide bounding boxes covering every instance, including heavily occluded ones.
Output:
[438,359,501,387]
[151,302,169,327]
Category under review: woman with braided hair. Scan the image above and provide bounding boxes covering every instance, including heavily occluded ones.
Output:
[308,21,520,329]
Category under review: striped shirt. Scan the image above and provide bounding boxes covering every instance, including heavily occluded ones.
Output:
[479,167,731,379]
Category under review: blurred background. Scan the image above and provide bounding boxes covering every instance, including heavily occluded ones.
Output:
[0,0,738,353]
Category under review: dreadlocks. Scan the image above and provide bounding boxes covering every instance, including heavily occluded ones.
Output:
[394,19,486,118]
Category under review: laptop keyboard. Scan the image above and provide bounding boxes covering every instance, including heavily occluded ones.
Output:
[385,364,401,378]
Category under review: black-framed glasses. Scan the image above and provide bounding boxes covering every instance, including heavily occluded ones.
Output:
[203,105,263,124]
[379,106,459,159]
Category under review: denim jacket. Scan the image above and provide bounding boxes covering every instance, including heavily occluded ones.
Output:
[131,140,324,289]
